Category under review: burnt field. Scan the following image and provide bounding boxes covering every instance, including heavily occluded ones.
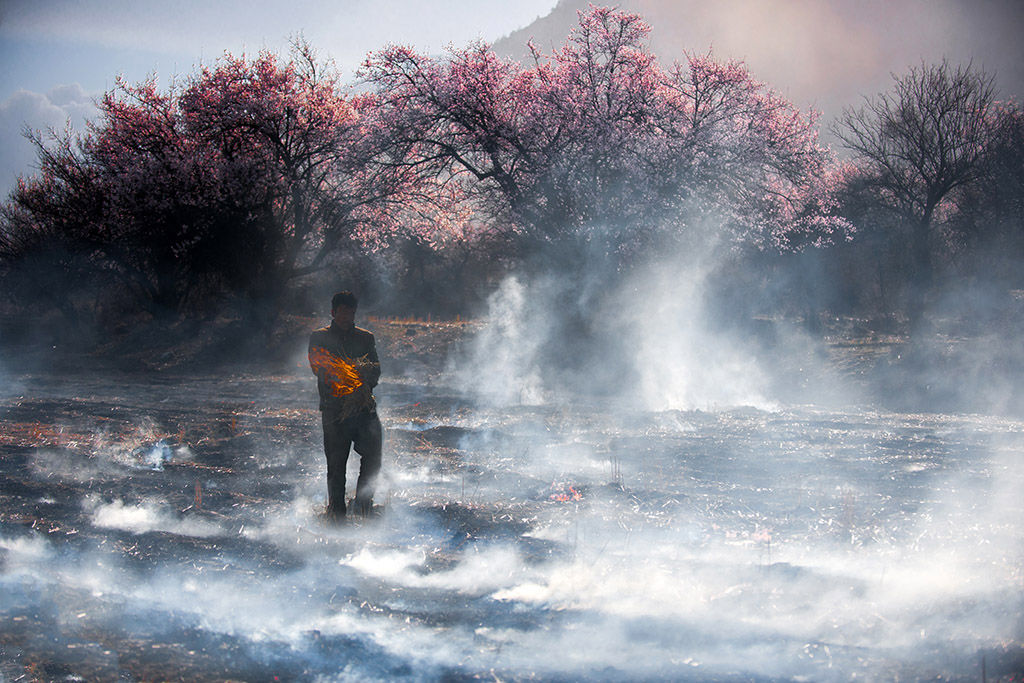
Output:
[1,321,1023,681]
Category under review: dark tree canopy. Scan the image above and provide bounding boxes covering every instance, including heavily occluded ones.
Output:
[1,41,427,325]
[833,60,1006,322]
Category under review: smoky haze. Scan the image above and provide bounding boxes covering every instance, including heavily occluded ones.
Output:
[2,3,1023,680]
[2,349,1021,679]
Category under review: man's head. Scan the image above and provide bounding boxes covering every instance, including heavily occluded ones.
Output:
[331,291,358,327]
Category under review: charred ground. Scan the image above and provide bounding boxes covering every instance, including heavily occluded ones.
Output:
[1,317,1023,681]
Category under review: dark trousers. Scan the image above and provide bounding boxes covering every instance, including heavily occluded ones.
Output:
[321,409,382,514]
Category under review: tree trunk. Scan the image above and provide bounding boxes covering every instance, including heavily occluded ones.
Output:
[908,213,934,332]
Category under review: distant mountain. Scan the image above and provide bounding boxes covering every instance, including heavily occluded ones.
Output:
[494,0,1024,135]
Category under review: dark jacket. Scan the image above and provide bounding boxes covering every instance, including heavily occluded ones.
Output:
[308,322,381,415]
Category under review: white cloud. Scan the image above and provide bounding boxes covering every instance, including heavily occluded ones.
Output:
[0,84,97,198]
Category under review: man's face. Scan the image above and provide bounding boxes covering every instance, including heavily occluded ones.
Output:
[332,304,356,327]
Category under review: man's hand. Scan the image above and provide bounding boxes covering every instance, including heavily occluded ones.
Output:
[352,355,379,377]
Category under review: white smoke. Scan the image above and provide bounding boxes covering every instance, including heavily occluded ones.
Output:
[455,247,777,412]
[3,299,1021,680]
[621,257,773,411]
[454,275,549,405]
[3,401,1021,680]
[85,497,223,538]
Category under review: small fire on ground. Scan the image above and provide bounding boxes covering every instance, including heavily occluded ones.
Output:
[549,483,584,502]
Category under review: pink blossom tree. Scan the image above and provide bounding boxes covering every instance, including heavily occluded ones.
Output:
[179,40,432,295]
[663,53,850,250]
[2,40,431,323]
[0,78,252,317]
[3,7,852,337]
[361,5,849,267]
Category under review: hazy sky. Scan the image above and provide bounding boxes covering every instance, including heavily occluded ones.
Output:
[0,0,559,197]
[497,0,1024,145]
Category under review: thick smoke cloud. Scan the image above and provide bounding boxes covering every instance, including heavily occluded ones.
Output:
[455,216,840,414]
[429,176,1023,674]
[453,276,550,405]
[617,256,772,411]
[3,381,1020,679]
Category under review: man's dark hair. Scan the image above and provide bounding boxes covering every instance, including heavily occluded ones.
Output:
[332,291,358,311]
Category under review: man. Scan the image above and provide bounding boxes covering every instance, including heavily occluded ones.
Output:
[308,291,382,520]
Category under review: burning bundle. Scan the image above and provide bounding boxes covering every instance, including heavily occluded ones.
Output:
[308,347,364,397]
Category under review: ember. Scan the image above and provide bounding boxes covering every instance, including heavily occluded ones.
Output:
[549,483,584,502]
[308,346,363,397]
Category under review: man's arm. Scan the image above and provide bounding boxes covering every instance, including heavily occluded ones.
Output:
[308,334,322,378]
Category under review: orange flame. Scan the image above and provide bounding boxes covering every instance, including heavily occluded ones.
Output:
[309,346,364,397]
[549,484,584,502]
